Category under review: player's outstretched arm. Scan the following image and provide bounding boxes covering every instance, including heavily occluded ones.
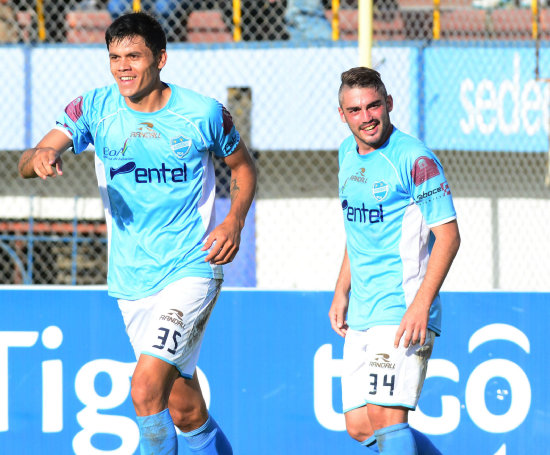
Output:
[203,139,257,265]
[18,129,73,180]
[329,247,351,337]
[394,219,461,348]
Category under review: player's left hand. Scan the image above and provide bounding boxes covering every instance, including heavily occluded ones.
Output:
[202,216,242,265]
[394,302,430,349]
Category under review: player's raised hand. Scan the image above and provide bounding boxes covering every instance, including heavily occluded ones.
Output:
[32,147,64,180]
[394,301,430,348]
[202,216,242,265]
[329,293,349,337]
[19,129,72,180]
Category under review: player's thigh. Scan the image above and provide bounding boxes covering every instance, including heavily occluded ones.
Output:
[364,325,435,411]
[119,276,223,378]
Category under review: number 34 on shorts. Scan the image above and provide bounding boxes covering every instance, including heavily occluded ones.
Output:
[341,325,435,412]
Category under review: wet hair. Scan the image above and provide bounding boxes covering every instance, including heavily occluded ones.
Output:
[105,12,166,59]
[338,67,388,106]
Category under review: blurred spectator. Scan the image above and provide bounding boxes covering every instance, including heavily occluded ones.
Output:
[107,0,196,41]
[0,0,18,43]
[220,0,288,41]
[285,0,331,41]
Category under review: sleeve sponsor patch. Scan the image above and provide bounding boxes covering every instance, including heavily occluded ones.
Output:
[64,96,84,123]
[411,156,440,186]
[222,106,234,136]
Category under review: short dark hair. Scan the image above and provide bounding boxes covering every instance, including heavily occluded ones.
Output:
[339,67,388,105]
[105,12,166,59]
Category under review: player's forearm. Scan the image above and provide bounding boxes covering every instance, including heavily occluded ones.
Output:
[334,247,351,296]
[225,158,257,229]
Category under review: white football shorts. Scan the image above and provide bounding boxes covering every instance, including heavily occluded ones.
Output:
[117,276,222,378]
[342,325,435,413]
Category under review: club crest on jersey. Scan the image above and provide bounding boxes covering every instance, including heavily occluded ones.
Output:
[170,135,192,159]
[372,180,389,202]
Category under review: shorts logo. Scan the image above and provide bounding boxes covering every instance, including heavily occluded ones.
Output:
[159,309,184,329]
[372,180,389,202]
[170,135,192,159]
[64,96,83,122]
[370,353,396,369]
[411,156,440,186]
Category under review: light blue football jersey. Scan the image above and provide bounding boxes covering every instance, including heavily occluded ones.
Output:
[55,83,240,300]
[338,127,456,334]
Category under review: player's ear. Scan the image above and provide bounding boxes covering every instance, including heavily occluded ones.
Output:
[157,49,167,71]
[338,107,346,123]
[386,95,393,113]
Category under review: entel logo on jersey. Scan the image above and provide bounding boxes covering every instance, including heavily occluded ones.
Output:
[110,161,187,183]
[342,200,384,224]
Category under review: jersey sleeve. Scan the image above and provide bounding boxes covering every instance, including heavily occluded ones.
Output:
[401,144,456,227]
[55,94,93,155]
[205,100,240,158]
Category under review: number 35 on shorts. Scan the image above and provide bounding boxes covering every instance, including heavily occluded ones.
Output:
[152,326,182,355]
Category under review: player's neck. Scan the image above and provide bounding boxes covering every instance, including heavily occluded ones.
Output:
[125,82,171,113]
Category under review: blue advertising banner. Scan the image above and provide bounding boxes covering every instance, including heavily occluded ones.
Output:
[0,289,547,454]
[424,44,550,152]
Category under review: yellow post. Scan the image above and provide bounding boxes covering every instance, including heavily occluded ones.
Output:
[133,0,141,12]
[532,0,539,40]
[36,0,46,41]
[358,0,373,68]
[331,0,340,41]
[233,0,242,42]
[433,0,441,40]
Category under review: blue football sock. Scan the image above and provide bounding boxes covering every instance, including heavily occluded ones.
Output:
[374,423,417,454]
[180,415,232,454]
[136,408,178,455]
[410,427,442,454]
[361,435,380,453]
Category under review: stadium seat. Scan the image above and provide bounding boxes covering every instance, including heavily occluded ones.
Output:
[491,7,544,40]
[66,9,112,44]
[440,8,488,40]
[324,9,405,41]
[186,10,232,43]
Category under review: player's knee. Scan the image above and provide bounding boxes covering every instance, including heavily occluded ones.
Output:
[345,417,373,442]
[130,375,164,411]
[169,405,204,432]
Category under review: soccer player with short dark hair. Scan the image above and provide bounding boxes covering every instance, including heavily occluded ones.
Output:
[330,66,460,454]
[18,12,256,455]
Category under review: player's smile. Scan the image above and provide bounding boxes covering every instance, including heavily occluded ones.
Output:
[339,86,393,154]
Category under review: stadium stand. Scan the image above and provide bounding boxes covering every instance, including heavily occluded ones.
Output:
[66,9,111,44]
[186,10,232,43]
